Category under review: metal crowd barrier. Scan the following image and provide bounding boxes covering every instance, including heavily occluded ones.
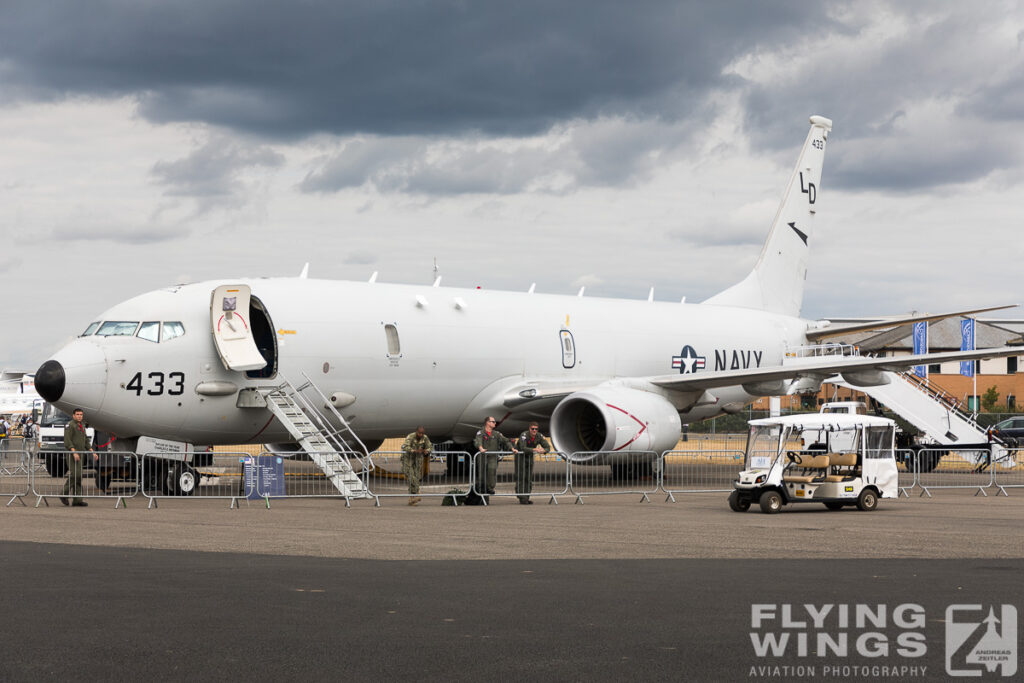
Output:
[913,448,994,497]
[661,450,745,501]
[464,450,568,505]
[993,448,1023,496]
[566,451,660,503]
[1,442,30,506]
[365,450,474,505]
[31,449,138,508]
[251,449,377,506]
[141,452,252,508]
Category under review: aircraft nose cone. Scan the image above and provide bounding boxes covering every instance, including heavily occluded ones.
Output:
[35,360,66,402]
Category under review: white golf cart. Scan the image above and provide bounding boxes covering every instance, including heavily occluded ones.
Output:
[729,413,900,514]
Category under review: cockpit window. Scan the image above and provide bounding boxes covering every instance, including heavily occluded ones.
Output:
[96,321,140,336]
[163,322,185,340]
[137,321,160,343]
[81,322,100,336]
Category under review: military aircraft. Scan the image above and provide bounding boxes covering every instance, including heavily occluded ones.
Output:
[0,372,41,415]
[34,116,1019,475]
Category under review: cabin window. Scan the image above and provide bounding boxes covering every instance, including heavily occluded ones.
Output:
[384,324,401,356]
[96,321,139,336]
[163,322,185,340]
[137,321,160,343]
[81,322,100,336]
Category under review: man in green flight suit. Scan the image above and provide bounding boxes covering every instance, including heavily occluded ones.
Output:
[473,416,517,499]
[62,408,96,507]
[400,426,433,506]
[515,422,551,504]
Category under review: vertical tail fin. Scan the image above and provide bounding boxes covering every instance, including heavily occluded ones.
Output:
[704,115,832,317]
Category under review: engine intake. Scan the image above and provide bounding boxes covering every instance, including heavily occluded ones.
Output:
[550,387,682,460]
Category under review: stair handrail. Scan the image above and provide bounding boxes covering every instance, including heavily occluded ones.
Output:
[296,371,375,473]
[266,374,374,476]
[897,370,987,434]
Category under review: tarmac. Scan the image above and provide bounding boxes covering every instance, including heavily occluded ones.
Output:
[2,489,1023,680]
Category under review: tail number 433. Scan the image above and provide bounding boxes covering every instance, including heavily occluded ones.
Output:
[125,371,185,396]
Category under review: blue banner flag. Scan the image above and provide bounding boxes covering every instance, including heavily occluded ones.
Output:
[960,318,975,377]
[912,321,928,378]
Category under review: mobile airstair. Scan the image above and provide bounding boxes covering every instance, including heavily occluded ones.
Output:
[261,374,375,502]
[825,371,996,448]
[786,344,1007,462]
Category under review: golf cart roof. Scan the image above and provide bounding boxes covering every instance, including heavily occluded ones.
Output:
[748,413,896,430]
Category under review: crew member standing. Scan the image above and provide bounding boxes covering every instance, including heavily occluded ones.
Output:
[473,416,516,498]
[62,408,96,507]
[515,422,551,504]
[400,426,433,506]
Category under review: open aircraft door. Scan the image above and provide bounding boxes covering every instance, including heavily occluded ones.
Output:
[210,284,269,372]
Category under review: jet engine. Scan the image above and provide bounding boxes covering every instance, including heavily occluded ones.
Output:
[550,387,682,462]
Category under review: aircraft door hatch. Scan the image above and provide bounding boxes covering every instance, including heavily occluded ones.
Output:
[560,329,576,369]
[210,284,269,372]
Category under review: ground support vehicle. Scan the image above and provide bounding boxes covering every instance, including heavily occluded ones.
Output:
[729,413,899,514]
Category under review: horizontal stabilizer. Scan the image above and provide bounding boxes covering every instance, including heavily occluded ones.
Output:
[807,303,1019,341]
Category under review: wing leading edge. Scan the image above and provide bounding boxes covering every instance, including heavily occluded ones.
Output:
[647,346,1022,393]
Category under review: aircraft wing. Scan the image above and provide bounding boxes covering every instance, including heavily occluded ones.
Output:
[647,346,1023,393]
[805,304,1018,341]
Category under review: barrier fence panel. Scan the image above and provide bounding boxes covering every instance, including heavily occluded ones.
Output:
[1,438,29,475]
[993,448,1024,496]
[253,450,376,506]
[464,451,568,505]
[31,449,139,508]
[1,443,30,506]
[913,448,994,497]
[465,451,511,505]
[364,450,475,505]
[896,449,917,496]
[567,451,660,503]
[661,450,745,501]
[141,452,252,508]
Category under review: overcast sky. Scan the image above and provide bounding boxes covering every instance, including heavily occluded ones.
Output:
[2,0,1023,371]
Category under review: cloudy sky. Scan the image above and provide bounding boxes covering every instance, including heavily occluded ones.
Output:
[2,0,1023,370]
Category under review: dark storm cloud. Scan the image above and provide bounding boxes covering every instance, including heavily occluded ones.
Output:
[736,5,1024,192]
[0,0,829,138]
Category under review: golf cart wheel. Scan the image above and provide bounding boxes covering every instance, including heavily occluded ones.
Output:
[728,491,750,512]
[758,490,783,514]
[823,501,844,511]
[856,488,878,512]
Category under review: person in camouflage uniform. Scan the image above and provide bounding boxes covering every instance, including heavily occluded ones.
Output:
[401,426,432,506]
[515,422,551,504]
[62,408,96,507]
[473,416,517,498]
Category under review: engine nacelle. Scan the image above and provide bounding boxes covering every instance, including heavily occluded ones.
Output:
[550,387,682,460]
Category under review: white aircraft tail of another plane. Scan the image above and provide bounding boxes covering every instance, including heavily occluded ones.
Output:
[705,115,832,317]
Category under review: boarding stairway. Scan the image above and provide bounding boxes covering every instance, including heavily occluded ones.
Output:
[786,343,1004,455]
[826,371,1003,452]
[261,374,374,500]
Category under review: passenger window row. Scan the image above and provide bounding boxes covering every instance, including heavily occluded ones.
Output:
[80,321,185,342]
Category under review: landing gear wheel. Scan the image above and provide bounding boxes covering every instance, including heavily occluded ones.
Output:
[856,488,878,511]
[759,490,783,514]
[728,491,750,512]
[824,501,844,511]
[164,464,198,496]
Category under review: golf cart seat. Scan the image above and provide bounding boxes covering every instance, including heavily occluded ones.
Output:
[782,454,829,483]
[825,452,860,482]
